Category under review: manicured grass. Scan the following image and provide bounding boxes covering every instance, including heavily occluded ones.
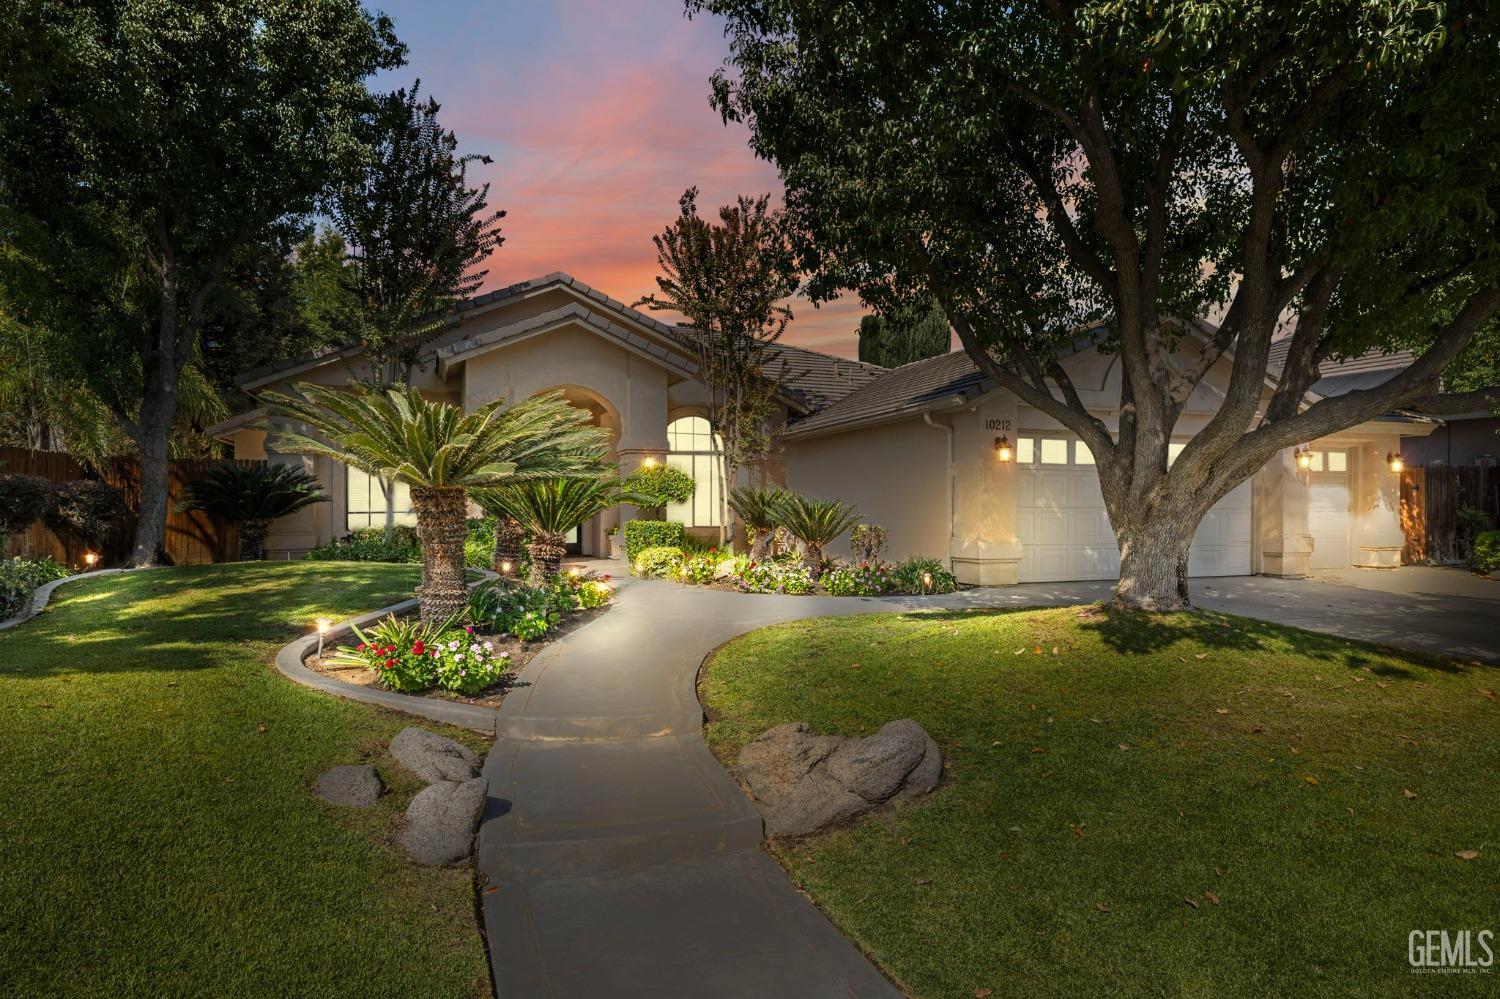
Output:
[703,607,1499,998]
[0,563,492,999]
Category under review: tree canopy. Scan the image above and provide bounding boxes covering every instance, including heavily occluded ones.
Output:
[693,0,1500,608]
[857,299,952,368]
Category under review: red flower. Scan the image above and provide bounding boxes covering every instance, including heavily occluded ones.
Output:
[384,658,395,669]
[356,643,367,652]
[412,640,425,655]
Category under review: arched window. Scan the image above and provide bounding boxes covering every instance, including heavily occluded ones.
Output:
[666,415,722,527]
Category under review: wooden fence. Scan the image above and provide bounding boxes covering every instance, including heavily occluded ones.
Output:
[1400,464,1500,564]
[1,446,261,568]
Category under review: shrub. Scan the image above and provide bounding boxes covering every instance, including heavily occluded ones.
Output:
[44,480,127,549]
[776,493,861,575]
[823,560,895,596]
[849,524,889,563]
[624,519,685,562]
[467,580,558,641]
[465,516,497,569]
[1474,530,1500,574]
[891,556,957,594]
[728,486,789,558]
[635,545,685,578]
[575,578,613,609]
[306,525,421,563]
[176,463,328,561]
[623,464,696,510]
[0,556,69,619]
[330,613,510,694]
[736,558,814,595]
[0,474,53,538]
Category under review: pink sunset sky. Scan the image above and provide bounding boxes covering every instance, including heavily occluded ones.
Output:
[372,0,867,356]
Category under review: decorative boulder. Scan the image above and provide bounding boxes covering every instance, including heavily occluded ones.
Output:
[738,720,942,837]
[314,764,385,807]
[390,727,480,784]
[398,776,488,865]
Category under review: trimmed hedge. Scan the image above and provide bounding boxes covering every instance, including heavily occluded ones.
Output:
[634,545,686,578]
[623,520,685,562]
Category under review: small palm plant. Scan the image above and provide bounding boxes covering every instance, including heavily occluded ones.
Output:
[729,485,790,560]
[775,493,861,576]
[477,476,636,583]
[265,384,608,621]
[176,462,328,561]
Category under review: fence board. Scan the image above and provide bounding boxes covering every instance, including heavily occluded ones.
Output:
[1,447,258,568]
[1400,464,1500,564]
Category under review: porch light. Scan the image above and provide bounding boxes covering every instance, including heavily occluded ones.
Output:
[1295,446,1314,471]
[994,436,1013,462]
[1387,452,1404,473]
[82,551,99,569]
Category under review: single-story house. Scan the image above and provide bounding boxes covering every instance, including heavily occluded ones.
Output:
[212,272,1435,585]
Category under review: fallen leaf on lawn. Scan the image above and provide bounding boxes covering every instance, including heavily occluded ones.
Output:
[1014,648,1026,656]
[1184,897,1200,909]
[1204,891,1221,905]
[850,663,861,670]
[915,878,933,885]
[1095,901,1110,912]
[1051,646,1059,655]
[1403,788,1417,800]
[975,990,994,998]
[1178,657,1188,664]
[1031,747,1045,753]
[1376,681,1389,689]
[1478,688,1497,703]
[256,724,266,733]
[485,886,499,894]
[991,740,1000,746]
[1455,850,1478,861]
[1033,647,1043,654]
[1353,676,1365,683]
[1215,707,1230,715]
[33,702,53,709]
[943,760,953,769]
[1091,717,1102,724]
[1290,747,1301,754]
[1305,775,1319,786]
[1194,653,1208,660]
[1070,823,1086,837]
[1119,743,1131,751]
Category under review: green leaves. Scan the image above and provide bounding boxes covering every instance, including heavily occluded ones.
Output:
[775,493,862,548]
[175,461,328,524]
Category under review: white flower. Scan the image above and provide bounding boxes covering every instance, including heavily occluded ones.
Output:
[447,640,460,651]
[454,653,464,662]
[483,641,493,651]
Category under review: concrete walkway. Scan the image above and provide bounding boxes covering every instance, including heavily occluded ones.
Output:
[477,563,1498,997]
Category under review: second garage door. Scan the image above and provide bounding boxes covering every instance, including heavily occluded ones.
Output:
[1016,435,1253,583]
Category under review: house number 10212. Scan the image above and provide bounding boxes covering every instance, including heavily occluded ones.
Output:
[984,419,1012,431]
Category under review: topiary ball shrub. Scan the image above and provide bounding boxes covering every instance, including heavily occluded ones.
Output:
[44,480,127,550]
[1474,530,1500,575]
[623,464,696,512]
[0,474,55,540]
[623,520,685,563]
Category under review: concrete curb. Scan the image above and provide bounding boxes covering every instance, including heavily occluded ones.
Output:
[272,570,501,733]
[0,567,140,631]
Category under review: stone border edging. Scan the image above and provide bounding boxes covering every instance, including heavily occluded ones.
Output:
[273,571,501,733]
[0,567,139,631]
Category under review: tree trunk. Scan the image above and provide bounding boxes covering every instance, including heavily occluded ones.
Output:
[380,476,396,541]
[410,485,468,623]
[748,530,770,562]
[239,521,269,562]
[493,516,525,576]
[1112,515,1197,611]
[803,541,823,578]
[527,532,565,585]
[129,388,176,567]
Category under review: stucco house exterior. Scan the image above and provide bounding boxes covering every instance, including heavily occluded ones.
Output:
[212,272,1434,585]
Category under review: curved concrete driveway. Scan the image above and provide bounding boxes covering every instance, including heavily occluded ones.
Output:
[477,564,1498,997]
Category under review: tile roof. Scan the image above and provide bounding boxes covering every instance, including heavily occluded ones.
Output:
[784,350,987,437]
[1265,339,1414,398]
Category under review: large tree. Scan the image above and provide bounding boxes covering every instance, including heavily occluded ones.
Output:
[857,298,951,368]
[694,0,1500,609]
[0,0,403,566]
[635,187,799,545]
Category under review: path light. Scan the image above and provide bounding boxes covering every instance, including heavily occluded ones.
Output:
[642,456,658,468]
[1387,451,1404,473]
[82,551,99,569]
[1295,446,1314,471]
[568,567,581,578]
[994,436,1013,462]
[315,617,332,660]
[922,571,933,593]
[500,560,512,575]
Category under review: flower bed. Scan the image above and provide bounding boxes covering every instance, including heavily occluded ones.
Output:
[631,545,957,597]
[0,556,70,619]
[307,570,614,705]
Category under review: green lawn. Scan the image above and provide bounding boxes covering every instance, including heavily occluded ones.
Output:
[703,607,1499,998]
[0,563,492,999]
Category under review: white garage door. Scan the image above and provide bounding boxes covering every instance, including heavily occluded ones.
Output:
[1306,448,1351,570]
[1016,435,1252,583]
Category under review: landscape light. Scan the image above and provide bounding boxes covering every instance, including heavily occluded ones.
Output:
[1295,446,1314,471]
[569,567,581,578]
[994,436,1013,462]
[922,571,933,592]
[315,617,332,659]
[642,456,658,468]
[500,560,512,575]
[1387,452,1404,473]
[82,551,99,569]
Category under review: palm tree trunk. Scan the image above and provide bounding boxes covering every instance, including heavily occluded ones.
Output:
[804,542,823,578]
[493,515,525,576]
[239,521,269,562]
[410,485,468,622]
[527,531,565,585]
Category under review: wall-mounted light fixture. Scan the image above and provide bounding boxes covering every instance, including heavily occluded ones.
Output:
[1295,446,1314,471]
[994,435,1013,462]
[1387,451,1404,473]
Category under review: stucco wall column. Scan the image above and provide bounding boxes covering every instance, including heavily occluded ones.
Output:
[950,397,1023,586]
[1254,448,1314,578]
[1352,437,1405,569]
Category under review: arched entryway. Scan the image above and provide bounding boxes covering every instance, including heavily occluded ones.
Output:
[537,384,622,557]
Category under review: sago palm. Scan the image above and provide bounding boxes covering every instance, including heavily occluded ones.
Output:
[478,476,636,583]
[775,493,861,576]
[729,485,790,560]
[176,462,328,561]
[265,384,608,621]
